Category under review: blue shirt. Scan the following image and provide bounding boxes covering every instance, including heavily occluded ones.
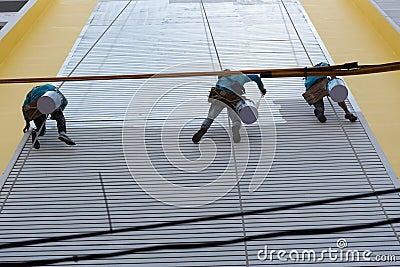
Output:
[304,62,329,90]
[22,84,68,120]
[216,74,264,95]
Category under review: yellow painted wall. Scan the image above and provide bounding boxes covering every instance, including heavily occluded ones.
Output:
[301,0,400,177]
[0,0,98,176]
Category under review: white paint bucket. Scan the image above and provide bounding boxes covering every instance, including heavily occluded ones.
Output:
[236,99,258,124]
[327,78,348,102]
[37,91,62,114]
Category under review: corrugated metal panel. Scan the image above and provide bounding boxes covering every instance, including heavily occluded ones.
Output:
[371,0,400,32]
[1,0,400,266]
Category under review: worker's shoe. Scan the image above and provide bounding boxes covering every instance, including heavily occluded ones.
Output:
[232,124,241,143]
[314,108,327,123]
[192,126,208,144]
[345,113,358,122]
[58,133,76,146]
[31,131,40,149]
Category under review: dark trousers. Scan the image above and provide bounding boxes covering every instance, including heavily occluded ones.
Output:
[313,99,324,112]
[33,109,67,134]
[305,78,326,113]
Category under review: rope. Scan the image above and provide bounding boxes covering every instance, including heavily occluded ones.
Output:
[57,0,136,89]
[200,0,223,70]
[200,2,249,265]
[200,1,218,71]
[279,0,313,64]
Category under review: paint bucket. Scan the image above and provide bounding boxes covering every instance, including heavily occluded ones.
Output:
[37,91,62,114]
[236,99,258,124]
[327,78,348,102]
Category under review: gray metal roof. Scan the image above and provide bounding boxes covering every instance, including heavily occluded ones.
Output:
[371,0,400,32]
[0,0,34,38]
[1,0,400,265]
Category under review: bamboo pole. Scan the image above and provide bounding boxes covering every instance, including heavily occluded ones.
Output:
[0,62,399,84]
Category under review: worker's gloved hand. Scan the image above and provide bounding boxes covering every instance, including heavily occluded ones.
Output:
[261,88,267,96]
[23,122,30,133]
